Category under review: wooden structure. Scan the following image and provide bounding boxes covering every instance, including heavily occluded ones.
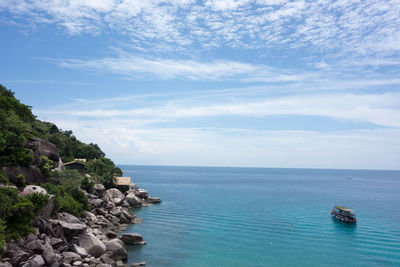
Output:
[115,177,131,186]
[64,160,86,174]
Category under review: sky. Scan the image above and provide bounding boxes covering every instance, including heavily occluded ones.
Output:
[0,0,399,170]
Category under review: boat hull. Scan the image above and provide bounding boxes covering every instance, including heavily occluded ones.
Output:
[331,210,357,223]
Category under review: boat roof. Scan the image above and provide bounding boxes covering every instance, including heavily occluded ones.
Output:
[335,206,355,212]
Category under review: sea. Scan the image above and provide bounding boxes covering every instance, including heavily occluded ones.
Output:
[119,165,400,266]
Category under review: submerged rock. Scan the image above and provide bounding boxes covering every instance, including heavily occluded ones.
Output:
[103,239,128,260]
[125,193,142,207]
[120,233,146,245]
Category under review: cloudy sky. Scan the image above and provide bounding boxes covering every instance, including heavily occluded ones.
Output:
[1,0,399,169]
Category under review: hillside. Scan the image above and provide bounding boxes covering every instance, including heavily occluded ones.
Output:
[0,84,124,255]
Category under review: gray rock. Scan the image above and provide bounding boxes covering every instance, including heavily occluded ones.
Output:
[58,221,87,240]
[119,213,131,224]
[35,216,56,237]
[122,200,131,208]
[2,165,45,184]
[10,250,33,266]
[120,233,146,245]
[71,244,89,258]
[146,196,161,204]
[24,136,60,164]
[23,185,47,195]
[93,184,105,196]
[89,199,105,208]
[42,243,57,265]
[105,231,117,239]
[25,239,45,254]
[83,211,99,224]
[110,207,122,217]
[105,189,125,206]
[3,244,18,259]
[40,194,56,218]
[57,212,81,224]
[125,193,142,207]
[72,261,83,266]
[130,262,146,266]
[78,234,106,258]
[26,232,38,243]
[95,208,107,216]
[50,237,64,247]
[111,216,120,225]
[62,252,81,264]
[23,254,45,267]
[103,239,128,261]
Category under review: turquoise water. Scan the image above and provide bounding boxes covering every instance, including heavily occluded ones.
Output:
[120,165,400,266]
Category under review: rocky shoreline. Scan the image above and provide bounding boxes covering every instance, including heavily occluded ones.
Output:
[0,182,160,267]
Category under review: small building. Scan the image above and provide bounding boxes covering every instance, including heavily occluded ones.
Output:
[115,177,131,186]
[64,160,86,174]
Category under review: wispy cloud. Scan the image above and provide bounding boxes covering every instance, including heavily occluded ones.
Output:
[32,89,400,169]
[1,0,399,58]
[54,52,304,82]
[37,91,400,128]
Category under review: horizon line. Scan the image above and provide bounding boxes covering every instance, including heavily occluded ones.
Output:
[115,163,400,172]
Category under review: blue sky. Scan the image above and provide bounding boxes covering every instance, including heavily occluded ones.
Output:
[1,0,399,169]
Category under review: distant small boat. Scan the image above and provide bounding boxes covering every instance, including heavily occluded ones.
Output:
[331,206,357,223]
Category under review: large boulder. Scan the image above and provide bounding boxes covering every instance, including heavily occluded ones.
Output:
[39,194,56,218]
[23,185,47,195]
[78,234,106,258]
[58,221,87,240]
[2,165,45,184]
[146,196,161,204]
[89,198,105,208]
[10,250,33,266]
[57,212,81,224]
[35,217,56,237]
[103,239,128,260]
[110,207,122,217]
[62,251,81,264]
[24,136,59,165]
[25,240,45,254]
[82,210,99,224]
[105,188,125,206]
[125,193,142,207]
[70,244,89,258]
[22,255,45,267]
[93,184,106,196]
[42,242,57,266]
[119,233,146,245]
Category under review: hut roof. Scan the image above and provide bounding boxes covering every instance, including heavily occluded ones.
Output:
[116,177,131,186]
[64,160,86,166]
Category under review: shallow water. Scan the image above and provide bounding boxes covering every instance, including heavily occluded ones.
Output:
[120,165,400,266]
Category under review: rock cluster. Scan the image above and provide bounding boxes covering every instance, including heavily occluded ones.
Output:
[0,183,160,267]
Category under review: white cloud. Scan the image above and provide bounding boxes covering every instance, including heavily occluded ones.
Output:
[55,53,304,82]
[37,91,400,128]
[37,117,400,169]
[31,89,400,169]
[1,0,399,57]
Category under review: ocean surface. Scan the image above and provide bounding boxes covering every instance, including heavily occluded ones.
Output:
[120,165,400,266]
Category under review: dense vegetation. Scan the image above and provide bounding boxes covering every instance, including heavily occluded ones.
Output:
[0,84,123,254]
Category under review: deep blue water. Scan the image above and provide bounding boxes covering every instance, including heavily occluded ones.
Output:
[120,165,400,266]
